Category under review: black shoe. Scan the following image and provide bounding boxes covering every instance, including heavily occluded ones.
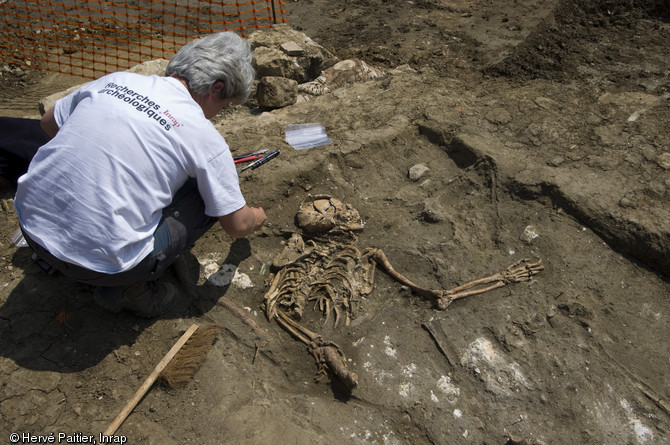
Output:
[30,252,57,275]
[93,281,178,318]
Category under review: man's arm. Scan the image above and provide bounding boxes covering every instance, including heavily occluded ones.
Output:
[40,106,59,138]
[219,205,267,238]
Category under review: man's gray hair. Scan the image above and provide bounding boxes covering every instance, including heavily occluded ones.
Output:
[166,32,255,104]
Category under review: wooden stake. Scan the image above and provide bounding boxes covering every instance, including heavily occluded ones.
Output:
[103,324,199,436]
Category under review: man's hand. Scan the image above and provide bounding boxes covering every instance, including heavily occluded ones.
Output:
[218,205,266,238]
[251,206,267,230]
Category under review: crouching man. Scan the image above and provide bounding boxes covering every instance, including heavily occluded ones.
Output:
[15,32,266,317]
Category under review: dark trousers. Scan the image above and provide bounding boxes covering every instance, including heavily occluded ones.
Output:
[0,117,50,183]
[7,117,217,287]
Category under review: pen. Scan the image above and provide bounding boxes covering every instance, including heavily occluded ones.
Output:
[233,149,268,161]
[237,149,280,173]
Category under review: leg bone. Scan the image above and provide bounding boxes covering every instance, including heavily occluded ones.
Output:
[440,259,544,309]
[368,249,543,310]
[274,310,358,390]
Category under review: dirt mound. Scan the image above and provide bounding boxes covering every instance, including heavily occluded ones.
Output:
[487,0,670,81]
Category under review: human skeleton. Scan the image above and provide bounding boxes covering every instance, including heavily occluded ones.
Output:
[262,195,543,390]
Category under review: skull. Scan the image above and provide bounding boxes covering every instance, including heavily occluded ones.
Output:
[295,194,365,234]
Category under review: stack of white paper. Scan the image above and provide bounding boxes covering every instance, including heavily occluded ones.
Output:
[285,123,332,150]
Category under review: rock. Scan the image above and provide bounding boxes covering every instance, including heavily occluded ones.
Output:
[248,24,339,83]
[256,76,298,109]
[420,198,449,223]
[641,144,657,162]
[597,91,661,108]
[298,58,387,96]
[534,96,560,111]
[39,25,342,113]
[408,164,429,181]
[547,156,565,167]
[484,107,512,124]
[519,225,539,244]
[281,41,304,56]
[656,152,670,170]
[206,264,254,288]
[253,46,306,82]
[40,83,87,115]
[618,197,636,208]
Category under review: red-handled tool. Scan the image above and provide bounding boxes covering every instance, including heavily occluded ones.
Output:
[234,153,266,164]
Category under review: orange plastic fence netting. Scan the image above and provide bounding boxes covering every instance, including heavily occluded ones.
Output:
[0,0,287,79]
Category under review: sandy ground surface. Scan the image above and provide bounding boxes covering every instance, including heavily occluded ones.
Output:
[0,0,669,444]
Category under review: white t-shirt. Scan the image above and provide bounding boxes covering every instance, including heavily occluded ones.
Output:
[15,71,245,273]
